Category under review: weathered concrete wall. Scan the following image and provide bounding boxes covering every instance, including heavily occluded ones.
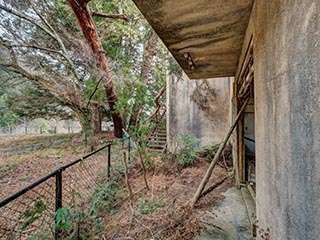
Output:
[167,73,230,151]
[253,1,320,239]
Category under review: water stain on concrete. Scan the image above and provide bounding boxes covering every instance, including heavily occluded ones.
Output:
[194,187,253,240]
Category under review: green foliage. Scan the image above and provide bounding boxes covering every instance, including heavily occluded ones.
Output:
[54,180,125,239]
[135,198,165,215]
[176,133,200,167]
[129,121,156,168]
[19,200,47,231]
[0,89,19,127]
[89,180,125,216]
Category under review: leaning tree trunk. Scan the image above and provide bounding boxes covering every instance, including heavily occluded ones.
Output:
[68,0,123,138]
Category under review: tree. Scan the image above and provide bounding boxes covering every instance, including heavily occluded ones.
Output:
[128,30,158,127]
[0,0,173,145]
[67,0,124,138]
[0,0,105,147]
[4,81,74,121]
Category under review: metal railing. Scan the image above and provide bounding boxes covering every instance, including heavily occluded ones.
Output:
[0,137,131,239]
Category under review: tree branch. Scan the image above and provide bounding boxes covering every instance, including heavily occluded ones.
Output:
[0,4,56,40]
[145,85,167,122]
[0,3,81,83]
[86,76,103,108]
[5,43,70,62]
[92,12,129,22]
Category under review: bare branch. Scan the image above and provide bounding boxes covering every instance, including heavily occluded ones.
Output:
[4,42,71,62]
[0,3,81,82]
[86,76,103,108]
[0,4,56,40]
[145,85,167,122]
[92,12,129,22]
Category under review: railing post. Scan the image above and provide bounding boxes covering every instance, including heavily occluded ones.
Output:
[55,170,62,240]
[107,144,111,179]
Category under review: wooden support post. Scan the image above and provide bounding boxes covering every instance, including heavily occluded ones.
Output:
[233,81,240,188]
[190,98,249,207]
[107,144,111,179]
[128,137,131,162]
[239,113,245,183]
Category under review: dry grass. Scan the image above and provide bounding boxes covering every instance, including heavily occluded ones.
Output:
[0,132,115,200]
[0,134,234,239]
[102,152,234,240]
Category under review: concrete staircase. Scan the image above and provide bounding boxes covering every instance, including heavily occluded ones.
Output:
[148,122,167,153]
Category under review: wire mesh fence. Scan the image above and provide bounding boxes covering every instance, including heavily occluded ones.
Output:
[0,137,131,240]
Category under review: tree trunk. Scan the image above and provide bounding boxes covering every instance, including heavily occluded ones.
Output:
[128,31,157,128]
[77,110,94,152]
[91,103,102,133]
[68,0,123,138]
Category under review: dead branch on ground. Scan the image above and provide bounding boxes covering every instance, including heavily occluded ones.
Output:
[200,176,227,199]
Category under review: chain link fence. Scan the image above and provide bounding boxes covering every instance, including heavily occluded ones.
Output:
[0,137,131,240]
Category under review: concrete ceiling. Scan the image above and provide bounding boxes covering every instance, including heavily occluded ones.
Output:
[133,0,253,79]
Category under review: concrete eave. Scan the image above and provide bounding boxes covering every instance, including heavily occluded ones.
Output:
[133,0,253,79]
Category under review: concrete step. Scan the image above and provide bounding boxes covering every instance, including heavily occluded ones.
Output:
[152,133,166,137]
[148,143,165,148]
[148,148,164,153]
[149,138,167,142]
[150,137,166,142]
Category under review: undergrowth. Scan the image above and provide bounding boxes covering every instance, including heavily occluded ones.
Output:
[53,179,126,239]
[176,133,200,167]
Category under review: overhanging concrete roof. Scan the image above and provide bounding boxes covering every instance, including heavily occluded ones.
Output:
[133,0,253,79]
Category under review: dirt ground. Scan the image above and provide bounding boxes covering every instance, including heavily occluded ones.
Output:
[103,154,234,240]
[0,134,234,239]
[0,133,115,200]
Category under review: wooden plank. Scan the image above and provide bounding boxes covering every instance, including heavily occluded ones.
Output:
[239,113,245,182]
[233,81,240,188]
[238,65,254,98]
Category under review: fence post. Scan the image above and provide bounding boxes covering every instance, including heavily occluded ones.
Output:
[55,170,62,240]
[107,144,111,179]
[128,137,131,162]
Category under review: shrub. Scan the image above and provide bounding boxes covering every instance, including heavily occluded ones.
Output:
[176,133,199,167]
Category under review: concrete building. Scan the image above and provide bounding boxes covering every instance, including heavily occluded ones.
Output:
[167,73,231,151]
[133,0,320,239]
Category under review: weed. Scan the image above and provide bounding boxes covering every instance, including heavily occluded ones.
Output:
[19,200,47,231]
[53,180,125,239]
[18,176,28,181]
[135,198,165,215]
[176,133,199,167]
[89,180,126,216]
